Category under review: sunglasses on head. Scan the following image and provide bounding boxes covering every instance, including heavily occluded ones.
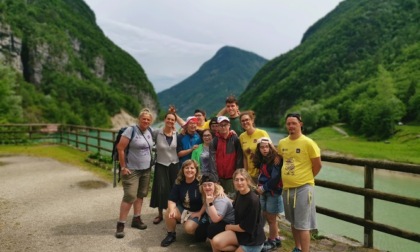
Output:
[286,113,302,122]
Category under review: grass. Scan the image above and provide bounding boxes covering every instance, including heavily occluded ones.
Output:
[0,144,113,181]
[309,124,420,164]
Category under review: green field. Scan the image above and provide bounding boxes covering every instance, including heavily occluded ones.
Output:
[310,124,420,164]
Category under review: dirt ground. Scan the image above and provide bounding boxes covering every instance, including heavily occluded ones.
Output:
[0,155,209,252]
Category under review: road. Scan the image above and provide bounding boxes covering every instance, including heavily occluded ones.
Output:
[0,155,209,252]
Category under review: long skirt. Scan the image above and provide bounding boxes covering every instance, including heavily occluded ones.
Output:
[149,162,179,209]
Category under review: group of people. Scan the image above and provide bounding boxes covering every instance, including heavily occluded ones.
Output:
[114,96,322,252]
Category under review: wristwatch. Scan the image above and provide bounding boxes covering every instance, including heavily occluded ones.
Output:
[208,202,213,207]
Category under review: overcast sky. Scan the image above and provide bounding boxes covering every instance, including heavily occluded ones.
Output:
[84,0,343,92]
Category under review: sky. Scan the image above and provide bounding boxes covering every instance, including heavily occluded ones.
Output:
[84,0,343,92]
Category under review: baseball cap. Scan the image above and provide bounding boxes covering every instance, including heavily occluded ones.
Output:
[257,137,272,144]
[183,116,199,127]
[217,116,230,124]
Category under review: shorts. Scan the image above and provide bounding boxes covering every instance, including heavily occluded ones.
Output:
[176,204,208,225]
[260,192,284,214]
[240,244,264,252]
[122,169,151,203]
[282,184,316,230]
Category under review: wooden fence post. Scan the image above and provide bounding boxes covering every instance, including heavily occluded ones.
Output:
[364,165,374,247]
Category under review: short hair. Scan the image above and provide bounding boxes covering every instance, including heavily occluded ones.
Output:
[225,95,238,105]
[194,109,206,117]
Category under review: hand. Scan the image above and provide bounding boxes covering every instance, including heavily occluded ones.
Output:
[274,155,281,166]
[190,211,201,220]
[256,186,264,195]
[122,167,131,175]
[168,105,177,113]
[168,209,176,219]
[206,193,214,203]
[192,144,199,151]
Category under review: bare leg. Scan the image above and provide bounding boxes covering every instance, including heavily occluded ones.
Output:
[118,201,133,221]
[132,197,143,215]
[291,226,310,252]
[264,212,279,239]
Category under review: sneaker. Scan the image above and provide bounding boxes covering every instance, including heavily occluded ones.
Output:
[262,239,276,252]
[115,222,125,238]
[161,232,176,247]
[292,247,302,252]
[131,216,147,230]
[275,237,282,247]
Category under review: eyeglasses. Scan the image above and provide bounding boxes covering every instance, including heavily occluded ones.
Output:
[219,123,230,128]
[286,113,302,122]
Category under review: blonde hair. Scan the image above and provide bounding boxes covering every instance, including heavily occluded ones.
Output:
[233,168,256,190]
[175,160,199,185]
[139,108,154,122]
[199,182,226,203]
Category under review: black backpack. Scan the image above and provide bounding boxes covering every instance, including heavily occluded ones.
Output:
[112,126,135,187]
[112,126,155,187]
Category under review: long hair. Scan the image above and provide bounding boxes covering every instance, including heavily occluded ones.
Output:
[199,183,226,203]
[232,168,256,190]
[239,110,256,127]
[175,159,199,185]
[252,142,277,168]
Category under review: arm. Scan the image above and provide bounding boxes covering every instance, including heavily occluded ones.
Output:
[311,157,322,176]
[225,223,245,232]
[178,145,198,158]
[116,136,131,175]
[167,200,177,219]
[216,106,226,116]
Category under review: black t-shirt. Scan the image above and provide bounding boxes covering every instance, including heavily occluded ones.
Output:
[234,190,266,246]
[168,179,203,212]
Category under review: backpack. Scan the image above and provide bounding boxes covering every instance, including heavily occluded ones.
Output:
[112,126,154,187]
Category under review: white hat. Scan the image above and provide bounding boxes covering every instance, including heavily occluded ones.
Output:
[257,137,272,144]
[217,116,230,123]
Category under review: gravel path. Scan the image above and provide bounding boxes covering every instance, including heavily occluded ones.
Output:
[0,155,209,252]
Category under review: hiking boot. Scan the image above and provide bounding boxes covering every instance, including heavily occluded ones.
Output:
[115,222,125,238]
[262,239,277,252]
[292,247,302,252]
[131,216,147,230]
[275,236,282,247]
[161,232,176,247]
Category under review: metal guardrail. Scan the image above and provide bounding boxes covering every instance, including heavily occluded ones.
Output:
[1,123,419,247]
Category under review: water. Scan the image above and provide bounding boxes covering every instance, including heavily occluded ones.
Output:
[316,163,420,251]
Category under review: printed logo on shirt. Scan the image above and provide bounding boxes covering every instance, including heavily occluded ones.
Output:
[296,148,301,153]
[253,139,257,143]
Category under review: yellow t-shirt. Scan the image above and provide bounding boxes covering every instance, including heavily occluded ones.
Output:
[197,120,210,131]
[239,128,269,178]
[277,135,320,189]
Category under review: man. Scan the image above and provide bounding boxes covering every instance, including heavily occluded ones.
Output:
[277,113,322,252]
[210,116,243,197]
[177,116,202,165]
[217,95,244,135]
[170,106,210,132]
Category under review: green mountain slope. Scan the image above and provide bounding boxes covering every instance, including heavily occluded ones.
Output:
[239,0,419,139]
[0,0,157,127]
[157,46,267,118]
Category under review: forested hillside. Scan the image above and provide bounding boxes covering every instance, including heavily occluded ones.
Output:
[240,0,419,140]
[0,0,157,127]
[158,46,267,118]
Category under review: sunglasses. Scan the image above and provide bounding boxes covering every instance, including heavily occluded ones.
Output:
[286,113,302,122]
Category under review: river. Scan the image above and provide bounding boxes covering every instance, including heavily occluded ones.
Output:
[262,127,420,251]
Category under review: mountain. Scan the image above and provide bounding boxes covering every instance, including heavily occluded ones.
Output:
[157,46,267,118]
[239,0,420,139]
[0,0,157,127]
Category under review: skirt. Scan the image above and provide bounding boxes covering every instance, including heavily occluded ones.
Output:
[149,162,179,209]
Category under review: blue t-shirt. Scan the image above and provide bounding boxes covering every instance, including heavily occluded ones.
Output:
[177,132,202,164]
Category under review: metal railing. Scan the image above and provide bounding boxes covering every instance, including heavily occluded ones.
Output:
[1,123,419,247]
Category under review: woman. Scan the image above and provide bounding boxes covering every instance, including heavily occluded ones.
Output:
[149,112,179,225]
[115,108,154,239]
[211,169,265,252]
[191,129,216,178]
[198,174,235,244]
[160,159,206,247]
[239,110,269,183]
[253,137,283,250]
